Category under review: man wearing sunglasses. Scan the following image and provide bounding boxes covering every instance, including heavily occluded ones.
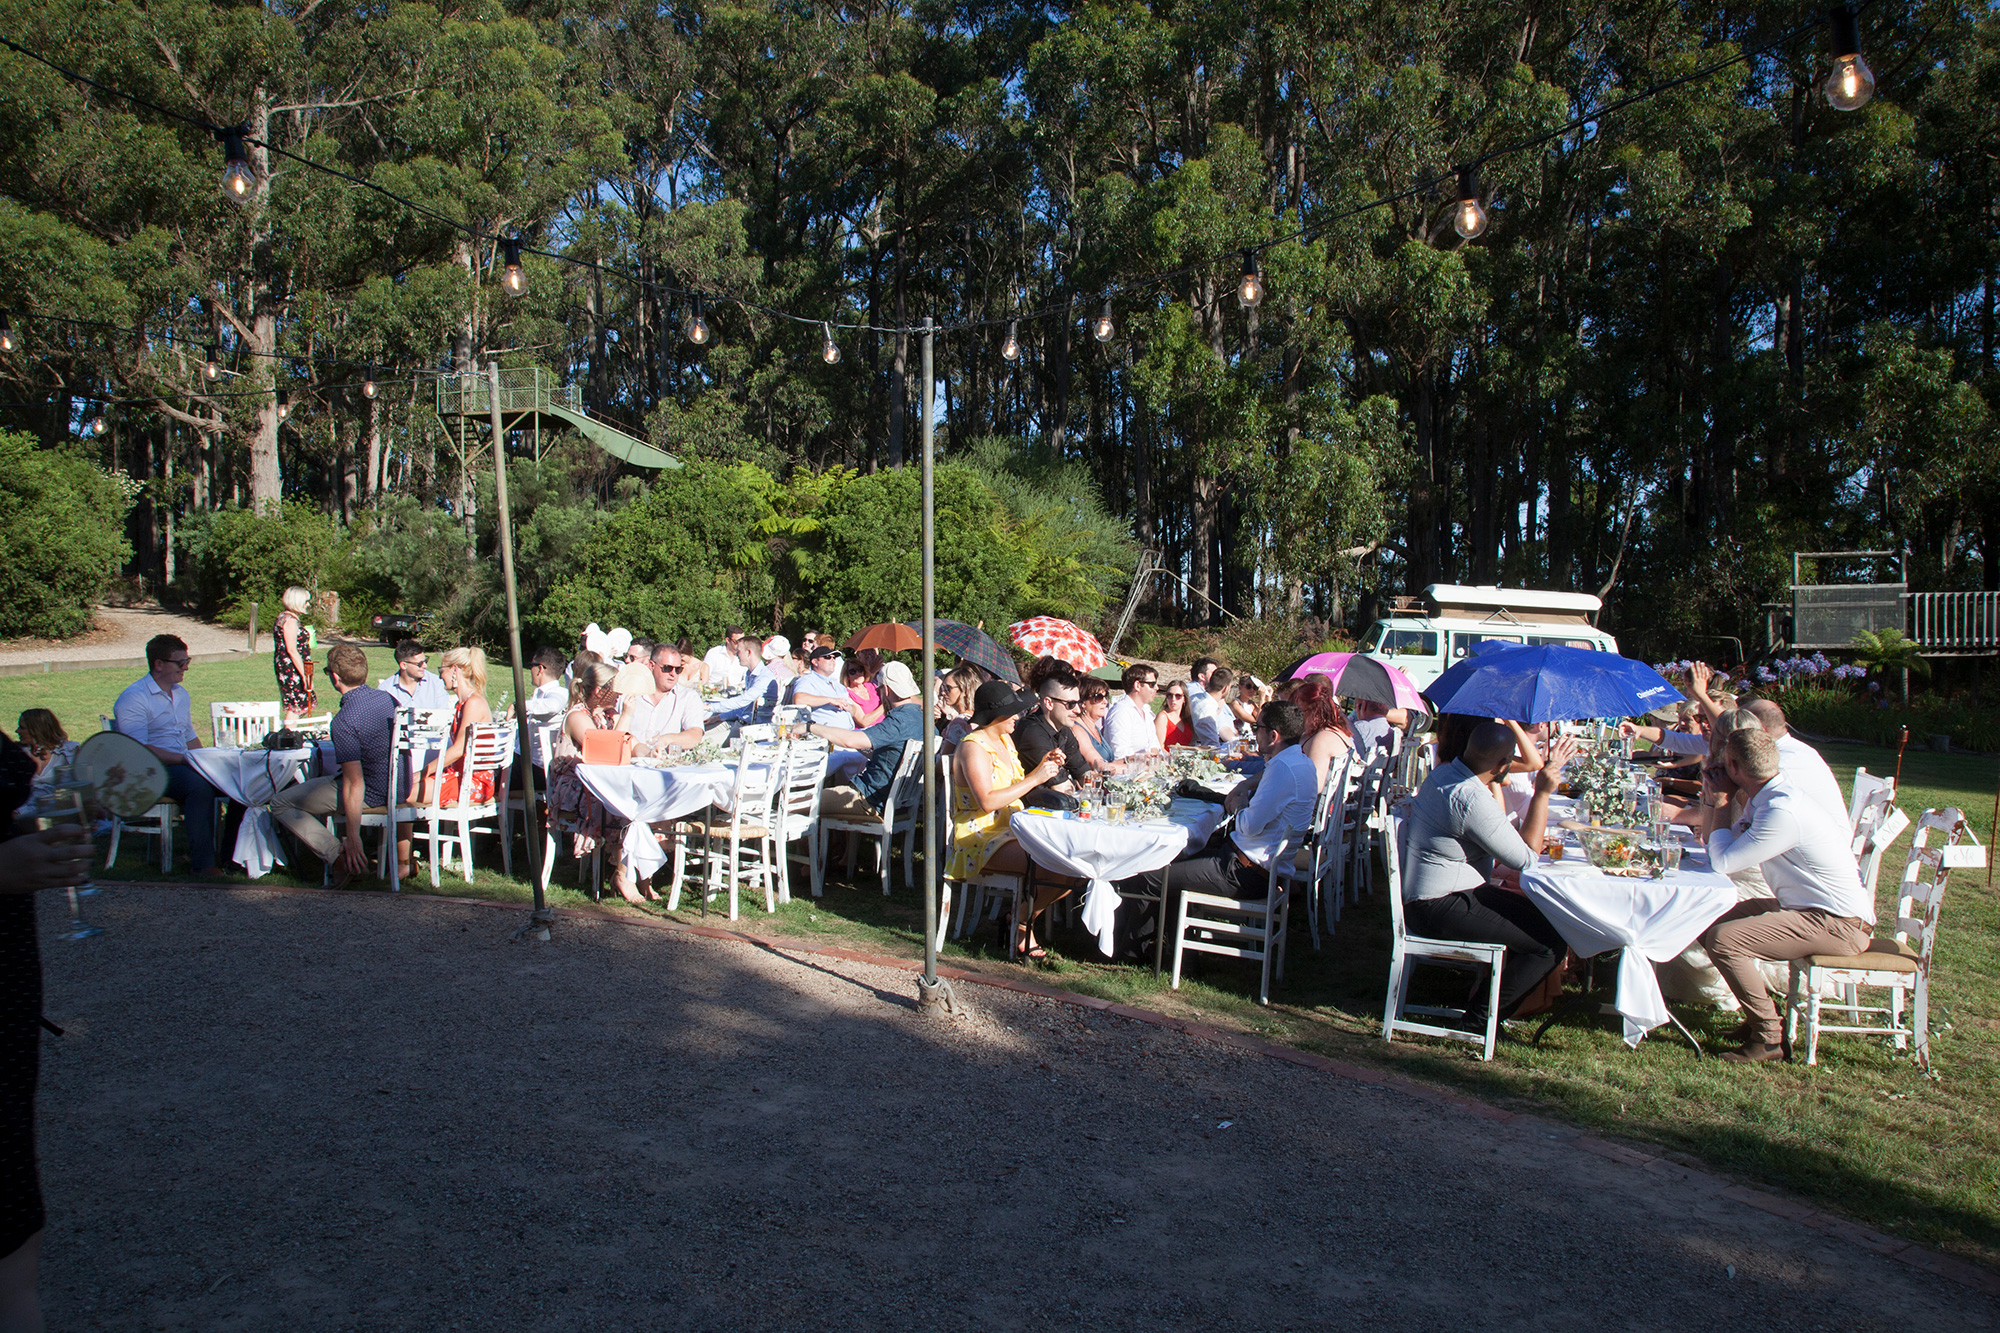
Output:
[111,634,224,876]
[1012,664,1094,808]
[616,643,709,756]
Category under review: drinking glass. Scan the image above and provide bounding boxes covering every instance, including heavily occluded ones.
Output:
[1660,841,1683,878]
[54,780,105,939]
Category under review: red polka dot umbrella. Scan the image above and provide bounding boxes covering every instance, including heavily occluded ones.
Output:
[1007,616,1106,673]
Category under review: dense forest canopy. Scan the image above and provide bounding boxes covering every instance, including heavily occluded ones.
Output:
[1,0,1995,660]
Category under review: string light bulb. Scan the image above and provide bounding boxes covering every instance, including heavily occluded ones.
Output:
[218,128,255,204]
[685,296,710,346]
[362,368,378,399]
[1452,165,1489,240]
[1237,251,1265,308]
[1092,300,1115,343]
[1824,7,1875,111]
[87,412,107,437]
[1001,320,1021,361]
[275,389,290,422]
[0,314,15,354]
[203,346,221,381]
[499,237,526,294]
[820,321,841,365]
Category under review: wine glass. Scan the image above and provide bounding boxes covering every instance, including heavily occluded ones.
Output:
[54,779,105,940]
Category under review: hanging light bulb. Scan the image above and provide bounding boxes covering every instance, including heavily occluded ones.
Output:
[1452,165,1489,240]
[1001,319,1021,361]
[203,345,222,381]
[499,237,527,295]
[1092,300,1115,343]
[217,128,256,204]
[820,321,841,365]
[362,368,379,400]
[87,411,107,437]
[0,314,15,354]
[1237,251,1265,308]
[1824,7,1875,111]
[685,295,710,346]
[275,389,290,422]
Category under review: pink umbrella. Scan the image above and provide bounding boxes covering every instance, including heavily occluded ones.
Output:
[1007,616,1107,673]
[1281,650,1429,713]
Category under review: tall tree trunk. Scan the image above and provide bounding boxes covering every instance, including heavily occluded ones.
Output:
[888,244,907,469]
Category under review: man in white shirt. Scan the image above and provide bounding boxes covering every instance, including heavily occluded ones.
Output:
[1699,728,1874,1064]
[1186,657,1217,701]
[614,643,708,755]
[112,634,223,875]
[1741,700,1848,826]
[791,646,858,726]
[703,626,749,691]
[1188,666,1240,747]
[1102,663,1163,759]
[379,640,453,712]
[1119,702,1318,906]
[517,647,570,777]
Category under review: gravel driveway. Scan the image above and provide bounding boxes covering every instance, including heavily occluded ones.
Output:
[33,889,1999,1331]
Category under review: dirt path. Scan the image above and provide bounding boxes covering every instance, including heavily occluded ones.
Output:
[34,889,1998,1331]
[0,606,254,667]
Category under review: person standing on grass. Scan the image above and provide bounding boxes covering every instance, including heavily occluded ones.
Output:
[272,585,315,723]
[270,644,404,888]
[112,634,224,878]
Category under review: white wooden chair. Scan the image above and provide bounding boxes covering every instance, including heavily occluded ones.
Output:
[1381,811,1506,1061]
[1348,751,1392,900]
[940,747,1024,955]
[668,739,786,919]
[411,721,514,885]
[211,701,283,748]
[504,718,561,888]
[1276,754,1349,951]
[772,740,829,903]
[812,739,924,896]
[98,714,176,871]
[1786,807,1984,1069]
[1847,766,1894,838]
[1170,833,1299,1005]
[1851,777,1910,900]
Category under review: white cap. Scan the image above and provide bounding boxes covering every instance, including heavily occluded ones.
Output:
[763,634,791,661]
[604,627,633,658]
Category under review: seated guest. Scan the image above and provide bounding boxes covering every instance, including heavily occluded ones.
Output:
[1698,728,1874,1064]
[1187,657,1219,701]
[113,635,224,877]
[807,661,927,819]
[417,647,495,808]
[709,635,784,722]
[704,626,749,691]
[950,682,1067,956]
[624,638,655,668]
[1401,722,1579,1029]
[15,709,77,819]
[1292,679,1354,790]
[272,644,406,886]
[674,637,708,687]
[1349,698,1397,761]
[1433,712,1483,767]
[1742,699,1848,826]
[614,643,708,756]
[783,643,809,691]
[564,648,602,689]
[1070,679,1127,775]
[1013,665,1092,805]
[1154,680,1193,749]
[1497,719,1547,823]
[844,649,886,727]
[544,663,627,881]
[792,645,859,726]
[938,663,988,749]
[1188,667,1240,747]
[379,639,453,711]
[1119,701,1320,909]
[1227,674,1268,729]
[514,646,570,790]
[1103,663,1164,760]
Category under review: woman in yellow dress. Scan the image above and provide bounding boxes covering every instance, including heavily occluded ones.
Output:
[952,681,1066,957]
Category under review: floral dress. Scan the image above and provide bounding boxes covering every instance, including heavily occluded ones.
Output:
[274,615,313,714]
[947,730,1025,880]
[546,703,621,852]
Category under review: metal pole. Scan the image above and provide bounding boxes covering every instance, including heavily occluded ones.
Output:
[916,319,953,1012]
[487,361,549,936]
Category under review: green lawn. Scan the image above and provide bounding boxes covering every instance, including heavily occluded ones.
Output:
[12,659,1999,1266]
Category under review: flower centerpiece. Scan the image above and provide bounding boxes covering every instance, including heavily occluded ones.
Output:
[1161,750,1227,783]
[1105,775,1173,819]
[660,739,726,768]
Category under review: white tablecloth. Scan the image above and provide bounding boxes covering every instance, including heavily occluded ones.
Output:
[577,762,758,879]
[186,746,313,879]
[1520,842,1739,1047]
[1009,798,1229,956]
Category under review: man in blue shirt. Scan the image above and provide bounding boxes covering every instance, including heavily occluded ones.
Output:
[273,643,405,887]
[378,640,452,711]
[708,635,786,723]
[807,660,924,818]
[113,634,223,875]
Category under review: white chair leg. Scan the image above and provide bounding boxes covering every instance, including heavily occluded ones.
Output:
[1170,895,1191,990]
[1382,952,1405,1041]
[1481,964,1503,1061]
[879,830,893,894]
[810,830,826,897]
[460,816,476,884]
[1805,989,1824,1066]
[1914,976,1931,1070]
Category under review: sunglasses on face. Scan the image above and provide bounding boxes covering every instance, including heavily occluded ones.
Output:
[164,658,191,668]
[656,662,682,674]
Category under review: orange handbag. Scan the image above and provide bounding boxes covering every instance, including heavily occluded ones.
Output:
[579,729,633,766]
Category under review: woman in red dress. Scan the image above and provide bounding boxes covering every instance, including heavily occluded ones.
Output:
[1154,680,1194,750]
[420,646,495,808]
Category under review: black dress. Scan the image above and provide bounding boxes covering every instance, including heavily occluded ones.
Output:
[0,733,44,1257]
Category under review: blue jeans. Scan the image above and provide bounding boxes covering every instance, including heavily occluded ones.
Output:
[162,762,220,872]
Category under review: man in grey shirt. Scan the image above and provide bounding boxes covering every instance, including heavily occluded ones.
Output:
[1402,722,1579,1025]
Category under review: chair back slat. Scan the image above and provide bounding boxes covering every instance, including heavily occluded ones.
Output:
[212,701,282,747]
[883,740,926,818]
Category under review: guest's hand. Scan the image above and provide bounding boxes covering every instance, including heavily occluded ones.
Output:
[7,826,93,892]
[340,833,371,876]
[1688,661,1714,699]
[1534,736,1580,795]
[1617,720,1638,737]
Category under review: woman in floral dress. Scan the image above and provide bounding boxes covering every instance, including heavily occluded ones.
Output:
[273,586,315,722]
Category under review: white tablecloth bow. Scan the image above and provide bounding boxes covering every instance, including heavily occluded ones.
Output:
[1009,797,1229,956]
[186,746,313,879]
[1519,845,1738,1047]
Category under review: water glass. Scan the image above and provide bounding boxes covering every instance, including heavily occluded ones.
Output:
[1660,840,1683,878]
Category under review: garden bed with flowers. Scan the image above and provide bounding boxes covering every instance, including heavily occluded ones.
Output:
[1654,652,2000,753]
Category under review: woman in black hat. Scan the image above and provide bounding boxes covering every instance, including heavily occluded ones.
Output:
[950,682,1066,955]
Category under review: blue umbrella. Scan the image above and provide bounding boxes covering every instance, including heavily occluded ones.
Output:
[1423,642,1681,722]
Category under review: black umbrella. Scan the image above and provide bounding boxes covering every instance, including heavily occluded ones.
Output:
[910,619,1021,683]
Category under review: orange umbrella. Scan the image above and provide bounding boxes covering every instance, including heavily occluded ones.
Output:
[845,622,924,652]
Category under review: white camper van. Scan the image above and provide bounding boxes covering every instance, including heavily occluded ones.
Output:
[1357,584,1618,693]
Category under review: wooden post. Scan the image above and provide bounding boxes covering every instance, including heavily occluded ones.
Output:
[246,602,259,653]
[1893,726,1909,791]
[488,361,546,925]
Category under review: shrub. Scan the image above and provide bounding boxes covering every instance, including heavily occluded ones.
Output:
[0,431,132,638]
[178,501,341,623]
